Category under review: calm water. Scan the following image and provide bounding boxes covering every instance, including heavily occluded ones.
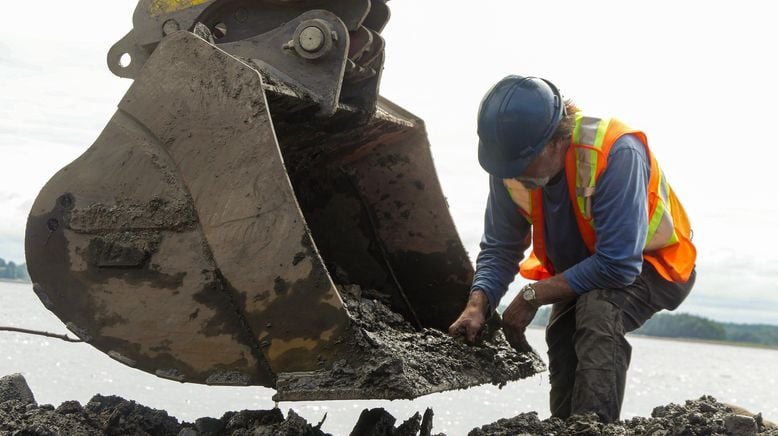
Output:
[1,281,776,435]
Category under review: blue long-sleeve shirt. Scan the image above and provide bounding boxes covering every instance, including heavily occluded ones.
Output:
[471,134,650,312]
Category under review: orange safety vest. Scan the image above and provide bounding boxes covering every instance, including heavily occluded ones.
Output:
[502,113,696,284]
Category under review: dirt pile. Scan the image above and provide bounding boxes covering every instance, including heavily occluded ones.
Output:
[4,373,778,435]
[469,396,778,436]
[275,285,546,401]
[0,395,324,436]
[0,374,440,436]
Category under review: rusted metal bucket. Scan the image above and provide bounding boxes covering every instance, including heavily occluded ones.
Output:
[25,32,487,398]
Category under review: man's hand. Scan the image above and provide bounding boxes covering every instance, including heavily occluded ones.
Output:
[448,290,489,343]
[501,276,577,351]
[501,293,538,353]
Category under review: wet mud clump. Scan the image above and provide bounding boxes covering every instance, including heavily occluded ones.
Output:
[350,408,443,436]
[469,396,778,436]
[274,285,546,401]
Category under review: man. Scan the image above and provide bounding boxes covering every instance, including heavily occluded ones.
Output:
[448,76,697,422]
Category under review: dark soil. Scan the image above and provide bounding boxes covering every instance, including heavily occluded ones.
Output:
[0,374,434,435]
[469,396,778,436]
[274,285,546,401]
[3,374,777,435]
[0,394,325,436]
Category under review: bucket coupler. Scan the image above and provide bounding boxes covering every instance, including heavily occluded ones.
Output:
[108,0,390,115]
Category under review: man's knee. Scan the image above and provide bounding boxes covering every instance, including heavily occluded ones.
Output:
[575,291,624,336]
[573,291,628,367]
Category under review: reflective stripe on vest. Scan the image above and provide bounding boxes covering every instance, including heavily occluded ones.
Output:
[571,113,610,222]
[501,114,696,284]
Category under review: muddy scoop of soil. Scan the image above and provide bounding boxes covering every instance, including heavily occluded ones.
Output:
[274,285,546,401]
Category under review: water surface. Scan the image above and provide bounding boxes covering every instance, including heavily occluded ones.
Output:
[1,281,776,435]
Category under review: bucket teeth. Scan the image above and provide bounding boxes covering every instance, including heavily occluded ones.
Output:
[66,323,92,342]
[108,351,137,368]
[205,371,251,386]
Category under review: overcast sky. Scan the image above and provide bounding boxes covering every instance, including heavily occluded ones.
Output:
[1,1,777,324]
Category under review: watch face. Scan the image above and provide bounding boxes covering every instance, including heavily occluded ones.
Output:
[523,286,535,301]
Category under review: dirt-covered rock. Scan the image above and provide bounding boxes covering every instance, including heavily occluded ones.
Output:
[348,408,444,436]
[468,396,778,436]
[0,373,37,405]
[84,394,182,435]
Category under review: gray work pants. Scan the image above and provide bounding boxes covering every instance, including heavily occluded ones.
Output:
[546,262,696,423]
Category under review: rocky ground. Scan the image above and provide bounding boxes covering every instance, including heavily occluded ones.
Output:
[3,373,777,436]
[0,373,439,436]
[468,396,777,436]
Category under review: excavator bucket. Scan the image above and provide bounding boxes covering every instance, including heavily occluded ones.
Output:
[25,1,544,401]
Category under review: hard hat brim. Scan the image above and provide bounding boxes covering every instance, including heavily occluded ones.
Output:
[478,139,537,178]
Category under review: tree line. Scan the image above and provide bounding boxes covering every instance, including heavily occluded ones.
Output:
[636,312,778,348]
[0,257,30,282]
[527,306,778,348]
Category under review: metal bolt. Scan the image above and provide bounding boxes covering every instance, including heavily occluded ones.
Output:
[162,19,180,36]
[234,7,248,23]
[299,26,325,52]
[58,193,74,209]
[214,22,228,39]
[46,218,59,232]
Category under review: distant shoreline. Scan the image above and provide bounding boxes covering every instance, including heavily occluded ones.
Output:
[526,325,778,351]
[629,332,778,351]
[0,278,29,284]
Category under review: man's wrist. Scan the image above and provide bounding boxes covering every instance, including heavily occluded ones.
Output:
[468,288,491,316]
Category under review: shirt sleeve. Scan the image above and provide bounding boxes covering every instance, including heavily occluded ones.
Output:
[471,175,532,311]
[563,134,650,294]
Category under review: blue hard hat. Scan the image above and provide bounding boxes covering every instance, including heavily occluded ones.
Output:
[477,76,565,178]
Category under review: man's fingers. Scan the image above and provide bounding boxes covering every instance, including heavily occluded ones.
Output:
[504,328,532,353]
[449,319,482,344]
[503,326,517,346]
[466,323,480,343]
[449,309,486,345]
[448,320,463,338]
[514,334,532,353]
[501,318,531,353]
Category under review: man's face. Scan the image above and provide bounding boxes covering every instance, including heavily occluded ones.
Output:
[513,139,568,189]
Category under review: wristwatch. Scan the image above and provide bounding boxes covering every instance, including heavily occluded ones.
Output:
[520,283,542,309]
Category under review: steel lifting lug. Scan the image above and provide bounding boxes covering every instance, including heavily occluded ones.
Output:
[289,19,336,60]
